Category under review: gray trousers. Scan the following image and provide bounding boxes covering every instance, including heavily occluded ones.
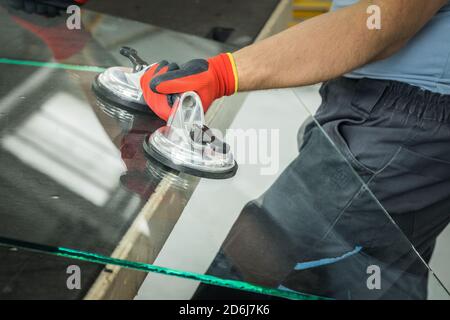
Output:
[195,77,450,300]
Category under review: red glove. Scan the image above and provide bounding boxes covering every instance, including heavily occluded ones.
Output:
[140,53,239,121]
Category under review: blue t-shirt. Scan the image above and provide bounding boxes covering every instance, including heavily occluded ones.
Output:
[332,0,450,94]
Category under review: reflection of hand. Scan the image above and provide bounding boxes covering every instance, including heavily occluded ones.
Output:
[140,53,239,121]
[119,117,164,200]
[6,0,87,17]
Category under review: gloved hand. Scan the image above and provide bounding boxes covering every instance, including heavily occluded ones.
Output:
[140,53,239,121]
[6,0,87,17]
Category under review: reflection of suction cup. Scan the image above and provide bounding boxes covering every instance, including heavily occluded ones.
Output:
[95,94,135,124]
[143,92,238,179]
[119,171,160,200]
[92,46,154,114]
[145,159,189,190]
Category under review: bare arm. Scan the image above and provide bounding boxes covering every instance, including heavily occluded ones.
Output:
[233,0,448,91]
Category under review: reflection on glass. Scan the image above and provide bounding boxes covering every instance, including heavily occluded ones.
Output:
[2,93,125,206]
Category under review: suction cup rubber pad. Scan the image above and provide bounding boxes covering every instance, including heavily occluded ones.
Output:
[92,75,154,114]
[142,135,238,180]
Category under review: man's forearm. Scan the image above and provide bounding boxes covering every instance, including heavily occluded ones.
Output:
[233,0,446,91]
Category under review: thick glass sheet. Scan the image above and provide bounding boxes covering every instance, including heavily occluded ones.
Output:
[0,6,448,299]
[0,245,104,299]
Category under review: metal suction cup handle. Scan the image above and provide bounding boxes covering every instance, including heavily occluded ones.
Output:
[168,92,205,130]
[120,46,149,72]
[189,124,230,154]
[190,124,215,145]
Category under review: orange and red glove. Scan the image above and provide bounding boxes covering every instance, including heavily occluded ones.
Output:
[140,53,239,121]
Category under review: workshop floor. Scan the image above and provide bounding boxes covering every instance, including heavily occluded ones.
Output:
[429,225,450,298]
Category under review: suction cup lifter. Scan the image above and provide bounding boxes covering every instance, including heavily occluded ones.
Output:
[120,46,149,72]
[167,92,206,138]
[143,92,238,179]
[92,46,152,113]
[169,93,230,154]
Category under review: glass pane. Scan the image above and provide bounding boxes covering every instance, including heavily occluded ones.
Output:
[180,88,449,300]
[294,79,450,299]
[2,243,263,300]
[0,6,448,300]
[0,244,102,299]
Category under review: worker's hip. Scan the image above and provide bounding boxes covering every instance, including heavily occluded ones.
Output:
[201,78,450,299]
[265,76,450,269]
[254,77,450,298]
[313,76,450,245]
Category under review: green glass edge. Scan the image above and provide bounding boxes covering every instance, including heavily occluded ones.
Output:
[0,237,331,300]
[0,58,106,73]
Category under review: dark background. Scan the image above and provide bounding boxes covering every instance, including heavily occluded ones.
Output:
[85,0,280,46]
